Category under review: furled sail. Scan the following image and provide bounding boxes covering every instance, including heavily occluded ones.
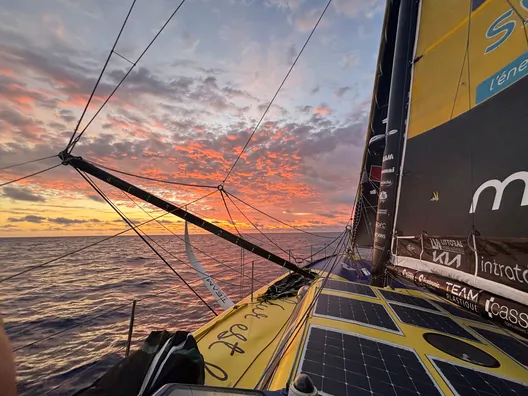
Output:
[390,0,528,334]
[184,221,234,310]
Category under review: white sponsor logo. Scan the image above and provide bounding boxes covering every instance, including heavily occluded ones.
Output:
[378,209,388,215]
[484,297,528,330]
[375,232,386,240]
[469,171,528,213]
[446,282,479,302]
[379,191,388,201]
[382,167,395,174]
[383,154,394,162]
[387,129,398,136]
[376,221,386,229]
[432,251,462,269]
[479,257,528,286]
[370,189,377,195]
[380,180,393,187]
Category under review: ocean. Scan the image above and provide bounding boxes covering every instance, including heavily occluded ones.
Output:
[0,232,341,395]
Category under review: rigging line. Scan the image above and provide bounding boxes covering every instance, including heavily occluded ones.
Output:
[0,190,217,284]
[221,0,333,184]
[68,0,189,152]
[449,0,473,119]
[466,0,476,230]
[0,155,56,172]
[225,191,336,239]
[85,159,218,189]
[303,231,344,262]
[77,169,218,316]
[120,190,264,287]
[225,191,298,260]
[504,0,528,46]
[0,163,61,188]
[220,189,243,237]
[66,0,138,149]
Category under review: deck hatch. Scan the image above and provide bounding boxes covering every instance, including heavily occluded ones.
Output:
[470,326,528,368]
[434,300,486,323]
[315,294,400,333]
[324,279,377,298]
[379,290,439,311]
[390,304,478,341]
[299,326,442,396]
[431,357,528,396]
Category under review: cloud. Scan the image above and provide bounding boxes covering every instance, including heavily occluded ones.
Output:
[332,0,385,19]
[313,104,332,116]
[339,53,359,69]
[293,8,329,32]
[8,215,47,223]
[181,31,200,51]
[335,86,351,98]
[310,86,319,94]
[2,187,46,202]
[266,0,305,11]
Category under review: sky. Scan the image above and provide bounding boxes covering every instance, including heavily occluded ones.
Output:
[0,0,385,237]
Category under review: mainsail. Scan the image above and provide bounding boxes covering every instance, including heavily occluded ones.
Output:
[184,221,234,310]
[362,0,528,335]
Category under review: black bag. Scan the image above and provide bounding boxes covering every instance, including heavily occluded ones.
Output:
[74,330,204,396]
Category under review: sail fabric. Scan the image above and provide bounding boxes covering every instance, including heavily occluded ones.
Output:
[393,0,528,326]
[184,222,234,310]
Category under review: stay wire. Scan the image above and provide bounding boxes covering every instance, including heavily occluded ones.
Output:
[77,169,218,316]
[86,160,217,189]
[0,155,56,172]
[225,192,298,261]
[0,163,61,188]
[221,0,332,184]
[66,0,138,149]
[220,190,243,237]
[225,191,335,239]
[68,0,188,152]
[120,190,265,286]
[0,190,217,284]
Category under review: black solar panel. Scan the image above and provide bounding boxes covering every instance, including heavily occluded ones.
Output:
[324,279,377,298]
[300,327,441,396]
[390,304,478,341]
[434,300,486,323]
[470,326,528,368]
[379,290,440,312]
[315,294,400,333]
[432,358,528,396]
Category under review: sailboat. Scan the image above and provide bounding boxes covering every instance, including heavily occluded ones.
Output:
[2,0,528,395]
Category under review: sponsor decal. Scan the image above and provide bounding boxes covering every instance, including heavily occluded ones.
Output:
[485,8,516,54]
[379,191,388,202]
[376,221,386,230]
[369,189,377,195]
[381,167,395,174]
[382,153,394,162]
[446,281,479,302]
[378,209,388,215]
[387,129,398,136]
[481,293,528,335]
[375,232,386,240]
[469,171,528,213]
[430,191,439,202]
[380,179,393,187]
[432,251,462,268]
[422,236,474,275]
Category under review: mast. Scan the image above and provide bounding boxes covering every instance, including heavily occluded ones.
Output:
[371,0,418,286]
[59,152,315,280]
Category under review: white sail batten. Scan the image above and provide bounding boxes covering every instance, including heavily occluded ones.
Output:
[184,221,234,310]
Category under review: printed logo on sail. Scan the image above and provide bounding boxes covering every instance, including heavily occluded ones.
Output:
[378,209,388,215]
[379,191,388,202]
[376,221,386,230]
[383,154,394,162]
[484,296,528,330]
[382,167,395,174]
[380,180,393,187]
[469,171,528,213]
[387,129,398,136]
[375,232,386,240]
[479,256,528,291]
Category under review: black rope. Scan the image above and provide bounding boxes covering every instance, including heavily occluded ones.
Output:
[220,190,243,237]
[68,0,188,152]
[0,190,217,284]
[0,155,56,172]
[66,0,138,150]
[0,163,61,187]
[120,190,265,286]
[225,191,336,239]
[77,169,218,316]
[86,160,218,189]
[225,192,297,259]
[221,0,332,184]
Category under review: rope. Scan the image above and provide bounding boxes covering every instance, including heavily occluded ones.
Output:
[77,169,218,316]
[225,191,337,239]
[0,190,217,284]
[0,163,61,187]
[67,0,189,152]
[221,0,332,184]
[85,160,217,189]
[66,0,138,149]
[220,189,243,237]
[0,155,56,171]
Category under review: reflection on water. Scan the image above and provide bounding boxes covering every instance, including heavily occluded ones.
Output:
[0,232,341,395]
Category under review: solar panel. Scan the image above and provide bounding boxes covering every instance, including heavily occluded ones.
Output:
[379,290,440,312]
[470,326,528,368]
[315,294,400,333]
[299,326,442,396]
[390,304,478,341]
[324,279,377,298]
[431,358,528,396]
[433,300,486,323]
